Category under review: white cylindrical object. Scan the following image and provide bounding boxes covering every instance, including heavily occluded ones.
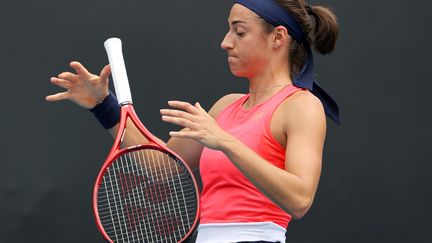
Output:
[104,38,132,105]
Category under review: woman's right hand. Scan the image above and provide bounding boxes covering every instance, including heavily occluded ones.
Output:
[46,61,111,109]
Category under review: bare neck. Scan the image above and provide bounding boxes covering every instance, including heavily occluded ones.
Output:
[244,64,292,109]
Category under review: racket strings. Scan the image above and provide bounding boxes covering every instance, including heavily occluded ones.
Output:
[97,148,197,243]
[104,153,192,242]
[100,153,194,242]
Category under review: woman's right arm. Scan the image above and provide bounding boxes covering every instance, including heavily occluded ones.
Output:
[104,93,244,171]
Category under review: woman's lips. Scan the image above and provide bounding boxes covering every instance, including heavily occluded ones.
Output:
[227,54,237,62]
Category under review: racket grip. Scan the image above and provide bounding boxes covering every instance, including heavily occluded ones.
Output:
[104,38,133,105]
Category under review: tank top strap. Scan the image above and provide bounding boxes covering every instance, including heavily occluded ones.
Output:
[259,85,304,112]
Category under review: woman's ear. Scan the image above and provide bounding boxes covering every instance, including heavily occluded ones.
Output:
[272,26,289,50]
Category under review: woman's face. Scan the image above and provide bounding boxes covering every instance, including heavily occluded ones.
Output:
[221,4,274,78]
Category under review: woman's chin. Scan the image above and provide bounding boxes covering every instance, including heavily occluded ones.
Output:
[229,67,247,77]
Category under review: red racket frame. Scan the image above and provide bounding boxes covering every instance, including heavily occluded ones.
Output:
[93,104,200,243]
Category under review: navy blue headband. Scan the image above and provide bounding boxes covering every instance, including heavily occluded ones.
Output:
[234,0,340,124]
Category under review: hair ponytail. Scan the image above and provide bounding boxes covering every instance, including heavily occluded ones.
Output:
[308,5,338,54]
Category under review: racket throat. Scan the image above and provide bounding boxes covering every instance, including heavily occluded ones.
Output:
[120,101,133,106]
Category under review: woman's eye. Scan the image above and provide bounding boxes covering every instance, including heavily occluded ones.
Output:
[237,32,245,37]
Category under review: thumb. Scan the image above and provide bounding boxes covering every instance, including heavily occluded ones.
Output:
[99,64,111,84]
[195,102,205,111]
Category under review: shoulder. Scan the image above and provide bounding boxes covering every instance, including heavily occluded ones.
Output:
[208,93,245,118]
[283,89,324,113]
[277,89,326,133]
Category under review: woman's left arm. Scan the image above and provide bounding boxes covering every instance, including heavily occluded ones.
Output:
[160,92,326,219]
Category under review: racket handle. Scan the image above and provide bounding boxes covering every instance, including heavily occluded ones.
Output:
[104,38,133,105]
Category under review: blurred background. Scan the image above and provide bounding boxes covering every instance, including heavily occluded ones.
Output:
[0,0,431,242]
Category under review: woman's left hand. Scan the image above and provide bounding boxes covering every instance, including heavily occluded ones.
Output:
[160,101,232,150]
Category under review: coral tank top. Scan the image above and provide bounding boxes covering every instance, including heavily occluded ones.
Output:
[199,85,303,228]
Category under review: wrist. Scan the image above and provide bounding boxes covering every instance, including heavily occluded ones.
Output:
[218,132,239,153]
[93,91,111,107]
[89,91,120,129]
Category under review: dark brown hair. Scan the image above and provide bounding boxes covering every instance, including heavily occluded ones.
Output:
[259,0,339,76]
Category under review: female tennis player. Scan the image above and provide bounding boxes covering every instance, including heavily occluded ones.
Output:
[47,0,340,242]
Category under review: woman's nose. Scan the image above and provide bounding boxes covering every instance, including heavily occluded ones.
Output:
[221,32,233,50]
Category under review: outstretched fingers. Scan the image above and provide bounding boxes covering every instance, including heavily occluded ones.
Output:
[50,77,71,89]
[160,108,196,121]
[45,92,69,102]
[167,101,201,115]
[169,130,203,139]
[46,76,72,102]
[70,61,90,76]
[161,115,198,130]
[161,100,228,149]
[58,71,78,82]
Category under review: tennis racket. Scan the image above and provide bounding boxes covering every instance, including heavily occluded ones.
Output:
[93,38,200,243]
